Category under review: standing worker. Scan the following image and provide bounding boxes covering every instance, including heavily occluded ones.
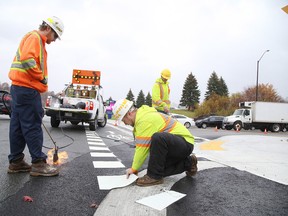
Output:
[7,16,64,177]
[113,99,198,187]
[152,69,171,114]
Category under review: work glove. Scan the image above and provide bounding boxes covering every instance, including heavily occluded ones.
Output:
[40,78,48,85]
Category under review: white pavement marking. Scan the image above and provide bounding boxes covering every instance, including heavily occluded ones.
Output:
[94,162,224,216]
[90,152,116,157]
[93,161,125,168]
[89,146,110,151]
[86,127,126,169]
[88,141,106,146]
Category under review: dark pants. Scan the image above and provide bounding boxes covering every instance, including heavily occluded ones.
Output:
[8,85,47,163]
[147,132,193,179]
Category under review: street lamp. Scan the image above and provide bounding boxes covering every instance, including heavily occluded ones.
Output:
[256,49,270,101]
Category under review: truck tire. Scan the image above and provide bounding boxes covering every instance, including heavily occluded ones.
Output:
[89,118,98,131]
[98,115,107,127]
[270,123,281,132]
[233,121,242,131]
[51,116,60,128]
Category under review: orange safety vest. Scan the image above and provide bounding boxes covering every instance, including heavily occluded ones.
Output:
[9,30,48,93]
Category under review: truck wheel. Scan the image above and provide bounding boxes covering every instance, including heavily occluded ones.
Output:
[89,122,96,131]
[89,118,98,131]
[98,115,107,127]
[233,121,242,131]
[51,116,60,128]
[270,124,281,132]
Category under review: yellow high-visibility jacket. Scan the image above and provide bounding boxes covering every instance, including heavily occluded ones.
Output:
[131,105,194,172]
[152,78,170,112]
[9,30,48,93]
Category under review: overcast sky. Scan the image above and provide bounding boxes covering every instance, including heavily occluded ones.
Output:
[1,0,287,105]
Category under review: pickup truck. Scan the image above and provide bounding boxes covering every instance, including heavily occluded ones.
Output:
[45,69,107,131]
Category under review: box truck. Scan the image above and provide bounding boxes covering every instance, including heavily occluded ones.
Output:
[223,101,288,132]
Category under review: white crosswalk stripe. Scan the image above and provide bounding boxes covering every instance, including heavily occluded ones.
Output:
[85,127,125,169]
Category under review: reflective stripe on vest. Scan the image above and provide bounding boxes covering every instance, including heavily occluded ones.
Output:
[135,113,177,147]
[10,32,45,77]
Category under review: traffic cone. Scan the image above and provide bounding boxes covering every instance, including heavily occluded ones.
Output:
[264,128,267,134]
[214,126,218,132]
[236,127,239,132]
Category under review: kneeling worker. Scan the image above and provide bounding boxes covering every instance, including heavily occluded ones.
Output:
[112,99,198,187]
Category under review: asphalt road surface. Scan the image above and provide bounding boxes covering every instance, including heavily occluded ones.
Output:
[0,115,287,216]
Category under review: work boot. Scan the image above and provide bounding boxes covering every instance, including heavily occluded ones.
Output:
[30,160,59,177]
[186,154,198,177]
[136,174,164,187]
[8,159,31,173]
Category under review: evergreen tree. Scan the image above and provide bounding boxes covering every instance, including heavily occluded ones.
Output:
[145,92,152,106]
[204,71,229,100]
[179,72,200,111]
[126,88,135,104]
[136,90,145,108]
[218,76,229,97]
[205,71,219,100]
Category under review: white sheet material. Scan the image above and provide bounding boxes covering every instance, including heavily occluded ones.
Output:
[97,174,138,190]
[136,190,186,211]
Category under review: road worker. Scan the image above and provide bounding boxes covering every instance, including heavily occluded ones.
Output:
[112,99,198,187]
[8,16,64,176]
[152,69,171,114]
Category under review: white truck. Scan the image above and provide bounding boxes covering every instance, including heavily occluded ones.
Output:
[45,69,107,131]
[223,101,288,132]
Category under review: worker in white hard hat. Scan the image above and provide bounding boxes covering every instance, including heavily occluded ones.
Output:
[112,99,197,187]
[8,16,64,177]
[152,69,171,114]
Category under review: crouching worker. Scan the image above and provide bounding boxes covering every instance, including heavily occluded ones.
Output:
[112,99,198,187]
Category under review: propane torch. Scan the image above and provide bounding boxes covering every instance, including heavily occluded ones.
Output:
[42,123,59,163]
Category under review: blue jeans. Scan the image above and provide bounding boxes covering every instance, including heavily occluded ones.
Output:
[9,85,47,163]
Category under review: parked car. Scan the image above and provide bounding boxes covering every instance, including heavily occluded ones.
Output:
[195,115,224,129]
[0,90,12,117]
[170,113,195,129]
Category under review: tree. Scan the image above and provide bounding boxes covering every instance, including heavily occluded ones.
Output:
[204,71,229,100]
[179,72,200,111]
[205,71,219,100]
[195,93,233,117]
[126,88,135,104]
[145,92,152,106]
[242,83,283,102]
[218,76,229,97]
[136,90,145,108]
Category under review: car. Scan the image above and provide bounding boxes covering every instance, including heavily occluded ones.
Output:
[0,90,12,117]
[195,115,224,129]
[170,113,195,128]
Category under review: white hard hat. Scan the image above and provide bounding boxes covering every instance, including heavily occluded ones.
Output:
[112,99,134,122]
[43,16,64,39]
